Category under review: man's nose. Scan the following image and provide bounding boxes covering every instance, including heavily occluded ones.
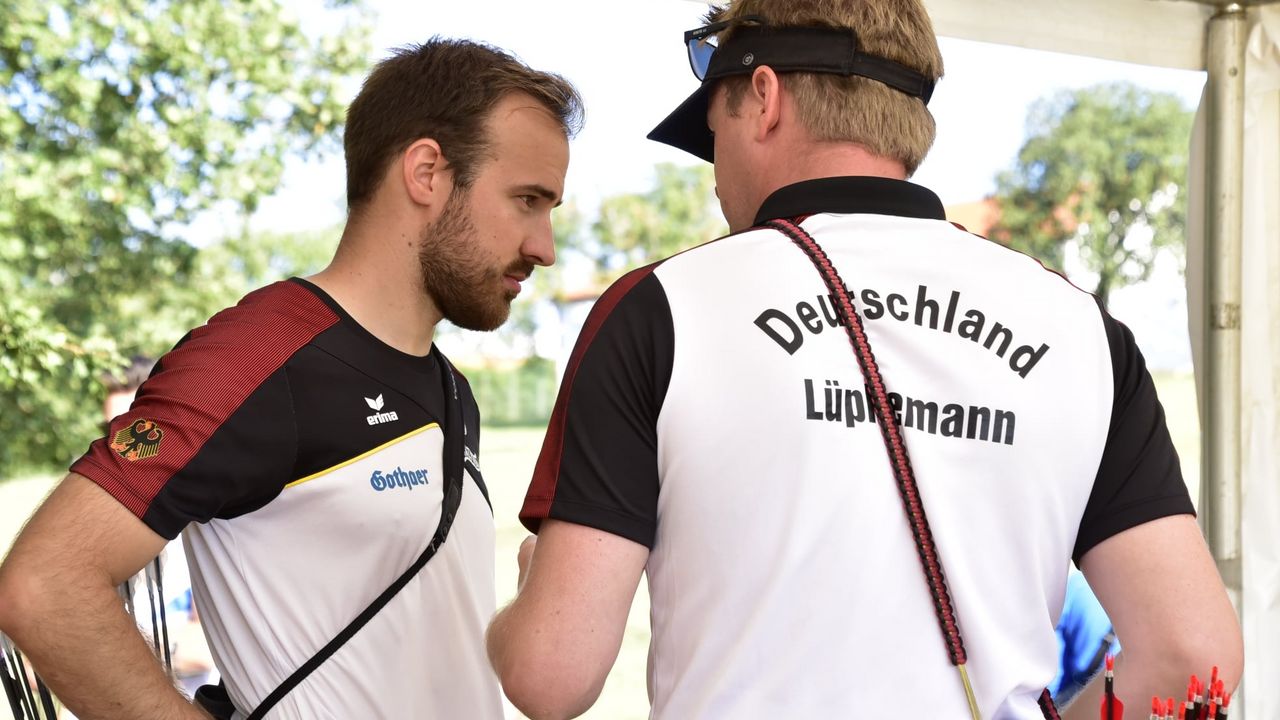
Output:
[524,221,556,267]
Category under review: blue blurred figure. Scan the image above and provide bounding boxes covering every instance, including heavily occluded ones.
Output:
[1051,570,1120,705]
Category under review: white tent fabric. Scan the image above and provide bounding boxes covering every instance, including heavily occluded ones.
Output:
[925,0,1211,71]
[1187,8,1280,718]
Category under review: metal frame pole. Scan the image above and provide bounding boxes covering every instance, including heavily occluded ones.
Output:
[1200,2,1247,608]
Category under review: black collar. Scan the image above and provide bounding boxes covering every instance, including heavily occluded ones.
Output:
[752,176,946,226]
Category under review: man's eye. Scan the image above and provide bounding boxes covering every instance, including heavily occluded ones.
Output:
[520,196,537,208]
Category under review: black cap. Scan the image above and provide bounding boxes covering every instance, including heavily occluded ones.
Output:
[648,25,936,163]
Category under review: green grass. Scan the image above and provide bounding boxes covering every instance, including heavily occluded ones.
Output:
[0,374,1202,718]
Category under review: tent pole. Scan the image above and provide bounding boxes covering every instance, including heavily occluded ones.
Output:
[1201,2,1246,610]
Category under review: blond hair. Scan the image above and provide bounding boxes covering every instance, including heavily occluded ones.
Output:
[712,0,943,174]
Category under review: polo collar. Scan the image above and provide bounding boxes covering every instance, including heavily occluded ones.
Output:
[752,176,946,226]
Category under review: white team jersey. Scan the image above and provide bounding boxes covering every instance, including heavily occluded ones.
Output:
[184,427,499,720]
[75,280,504,719]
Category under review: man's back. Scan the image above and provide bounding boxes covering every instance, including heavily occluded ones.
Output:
[522,177,1190,718]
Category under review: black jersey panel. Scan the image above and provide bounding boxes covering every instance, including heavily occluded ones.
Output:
[143,367,298,536]
[521,269,675,548]
[1074,301,1194,564]
[288,340,443,481]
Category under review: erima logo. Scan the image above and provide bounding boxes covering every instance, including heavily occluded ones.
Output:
[370,466,429,492]
[365,394,399,425]
[464,446,480,472]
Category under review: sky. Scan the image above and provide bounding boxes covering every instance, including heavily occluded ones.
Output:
[199,0,1209,369]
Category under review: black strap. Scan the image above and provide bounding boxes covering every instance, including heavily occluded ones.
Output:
[203,347,468,720]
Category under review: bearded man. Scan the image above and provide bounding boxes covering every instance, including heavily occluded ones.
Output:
[0,38,581,720]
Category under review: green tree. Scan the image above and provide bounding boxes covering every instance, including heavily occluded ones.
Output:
[991,83,1193,307]
[582,163,726,283]
[141,226,341,351]
[0,0,369,475]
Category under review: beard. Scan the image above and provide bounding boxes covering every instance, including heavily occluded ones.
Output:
[418,189,534,332]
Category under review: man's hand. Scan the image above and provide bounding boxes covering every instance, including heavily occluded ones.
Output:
[516,535,536,590]
[0,474,211,720]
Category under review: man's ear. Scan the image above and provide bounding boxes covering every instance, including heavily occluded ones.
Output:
[401,138,450,207]
[751,66,783,143]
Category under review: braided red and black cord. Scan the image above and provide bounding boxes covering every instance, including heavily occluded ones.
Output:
[1038,689,1062,719]
[765,218,967,666]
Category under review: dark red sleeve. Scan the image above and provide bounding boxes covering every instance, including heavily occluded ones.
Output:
[519,266,674,548]
[71,281,338,539]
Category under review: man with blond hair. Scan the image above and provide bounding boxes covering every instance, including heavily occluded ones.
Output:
[0,39,580,719]
[487,2,1241,718]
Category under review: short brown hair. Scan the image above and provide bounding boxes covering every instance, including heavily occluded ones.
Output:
[711,0,943,175]
[343,39,583,211]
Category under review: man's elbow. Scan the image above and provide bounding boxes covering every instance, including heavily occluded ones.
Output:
[1185,602,1243,691]
[1132,614,1244,694]
[1170,629,1244,693]
[0,559,44,639]
[499,668,600,720]
[491,642,603,720]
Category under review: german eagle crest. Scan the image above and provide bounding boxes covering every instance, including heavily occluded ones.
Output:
[110,419,165,461]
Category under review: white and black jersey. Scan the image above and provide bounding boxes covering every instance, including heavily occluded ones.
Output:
[74,279,503,719]
[521,177,1192,719]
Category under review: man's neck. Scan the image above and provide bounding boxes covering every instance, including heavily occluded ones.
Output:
[307,221,442,358]
[757,141,909,206]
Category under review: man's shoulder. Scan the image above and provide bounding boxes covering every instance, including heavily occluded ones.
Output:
[162,280,341,375]
[204,279,340,344]
[591,262,672,321]
[128,280,342,430]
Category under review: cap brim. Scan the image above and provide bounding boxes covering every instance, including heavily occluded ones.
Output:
[647,83,715,163]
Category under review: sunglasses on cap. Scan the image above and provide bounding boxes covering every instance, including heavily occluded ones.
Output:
[651,16,938,162]
[685,15,766,81]
[684,15,935,101]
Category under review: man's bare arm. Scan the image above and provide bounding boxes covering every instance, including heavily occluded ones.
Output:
[1061,514,1242,720]
[487,519,648,720]
[0,474,210,719]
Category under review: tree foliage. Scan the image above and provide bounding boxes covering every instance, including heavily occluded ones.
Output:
[0,0,369,475]
[139,227,340,351]
[582,163,725,283]
[1,225,339,475]
[991,83,1194,307]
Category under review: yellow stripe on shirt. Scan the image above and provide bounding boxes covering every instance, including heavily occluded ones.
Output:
[284,422,440,490]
